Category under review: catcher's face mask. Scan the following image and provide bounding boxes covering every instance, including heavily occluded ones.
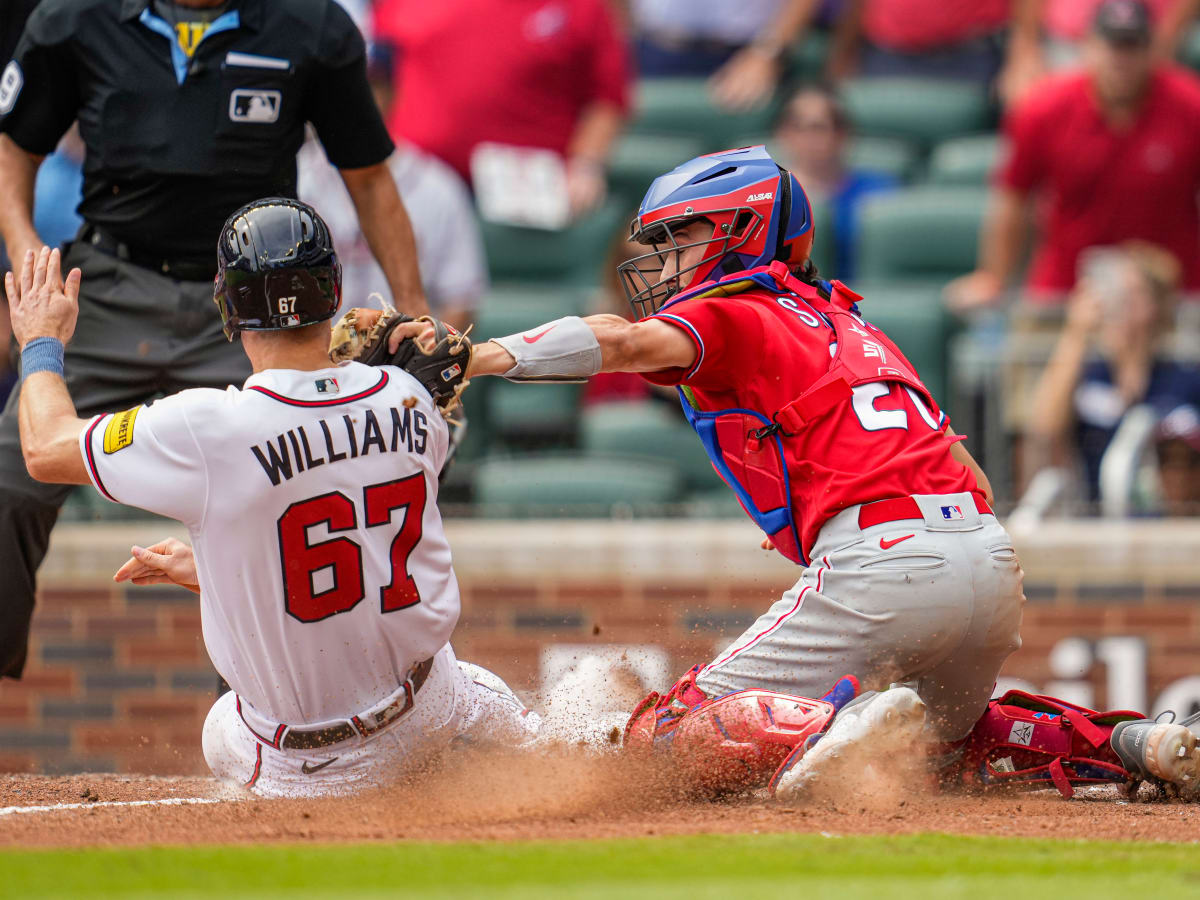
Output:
[618,210,761,320]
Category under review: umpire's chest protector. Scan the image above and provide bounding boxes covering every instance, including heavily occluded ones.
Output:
[665,262,936,566]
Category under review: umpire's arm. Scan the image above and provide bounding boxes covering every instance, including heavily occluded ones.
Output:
[341,163,430,318]
[310,1,429,318]
[0,136,45,278]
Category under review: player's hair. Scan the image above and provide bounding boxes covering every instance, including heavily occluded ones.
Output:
[792,258,831,299]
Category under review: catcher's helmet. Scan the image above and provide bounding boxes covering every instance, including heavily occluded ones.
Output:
[618,145,815,319]
[214,198,342,340]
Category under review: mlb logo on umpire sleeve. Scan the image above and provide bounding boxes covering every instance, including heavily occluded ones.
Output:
[940,505,964,520]
[228,89,281,124]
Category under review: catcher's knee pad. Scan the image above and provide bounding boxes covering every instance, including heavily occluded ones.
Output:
[949,690,1142,798]
[625,667,836,795]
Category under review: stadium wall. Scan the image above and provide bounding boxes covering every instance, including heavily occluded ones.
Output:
[2,519,1198,774]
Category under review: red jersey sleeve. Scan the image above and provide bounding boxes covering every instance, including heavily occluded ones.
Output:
[996,90,1049,194]
[642,297,766,389]
[581,0,632,113]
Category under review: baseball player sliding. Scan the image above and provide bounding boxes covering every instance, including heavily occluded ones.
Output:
[373,145,1199,800]
[4,199,536,798]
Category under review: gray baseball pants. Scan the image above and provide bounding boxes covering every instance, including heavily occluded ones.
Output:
[695,492,1026,741]
[0,239,250,678]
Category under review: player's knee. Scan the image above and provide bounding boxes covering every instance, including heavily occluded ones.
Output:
[201,690,243,780]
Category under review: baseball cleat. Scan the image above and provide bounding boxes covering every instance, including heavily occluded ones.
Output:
[1111,712,1200,789]
[772,686,926,803]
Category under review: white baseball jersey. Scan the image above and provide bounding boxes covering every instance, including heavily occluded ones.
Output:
[80,361,459,725]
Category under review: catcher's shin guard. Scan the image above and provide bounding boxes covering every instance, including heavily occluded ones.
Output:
[950,690,1143,798]
[623,666,837,795]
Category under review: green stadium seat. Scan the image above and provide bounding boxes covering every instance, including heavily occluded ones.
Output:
[789,32,830,81]
[629,78,779,147]
[927,134,1001,186]
[478,202,623,285]
[734,133,920,184]
[806,196,837,282]
[58,485,172,524]
[465,286,590,453]
[608,134,707,209]
[1179,22,1200,72]
[851,280,955,405]
[487,381,582,446]
[474,453,685,517]
[839,79,992,147]
[854,186,987,282]
[471,285,589,341]
[846,136,923,182]
[579,400,721,491]
[684,486,745,519]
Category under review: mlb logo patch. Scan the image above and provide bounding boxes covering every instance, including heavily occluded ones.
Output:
[314,378,339,394]
[440,363,462,382]
[940,505,964,520]
[228,89,281,124]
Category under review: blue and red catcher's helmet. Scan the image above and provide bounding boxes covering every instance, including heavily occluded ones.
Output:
[618,145,815,320]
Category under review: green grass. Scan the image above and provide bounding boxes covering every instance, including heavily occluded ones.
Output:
[2,833,1199,899]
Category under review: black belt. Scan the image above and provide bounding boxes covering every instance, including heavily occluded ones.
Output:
[280,656,436,751]
[79,224,217,282]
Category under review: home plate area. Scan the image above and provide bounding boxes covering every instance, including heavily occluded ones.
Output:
[2,753,1199,849]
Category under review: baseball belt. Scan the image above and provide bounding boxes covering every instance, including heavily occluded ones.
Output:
[279,656,436,751]
[78,224,218,282]
[857,492,993,530]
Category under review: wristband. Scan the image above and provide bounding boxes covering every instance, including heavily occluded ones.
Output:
[20,337,65,378]
[491,316,601,379]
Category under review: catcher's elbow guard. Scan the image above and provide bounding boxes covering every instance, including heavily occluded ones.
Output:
[491,316,601,380]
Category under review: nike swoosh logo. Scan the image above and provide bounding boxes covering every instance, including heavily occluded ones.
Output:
[523,326,556,344]
[880,534,915,550]
[300,757,338,775]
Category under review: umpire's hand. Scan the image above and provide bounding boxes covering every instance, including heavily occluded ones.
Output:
[4,246,82,349]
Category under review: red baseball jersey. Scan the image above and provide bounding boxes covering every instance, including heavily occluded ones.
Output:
[644,288,978,558]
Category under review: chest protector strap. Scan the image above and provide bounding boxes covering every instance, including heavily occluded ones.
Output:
[770,269,935,434]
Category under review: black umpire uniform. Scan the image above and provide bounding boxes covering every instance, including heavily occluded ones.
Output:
[0,0,395,678]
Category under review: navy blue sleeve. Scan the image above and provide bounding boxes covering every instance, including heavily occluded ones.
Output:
[304,1,393,170]
[0,1,80,155]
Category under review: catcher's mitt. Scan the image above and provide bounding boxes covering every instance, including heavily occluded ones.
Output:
[329,307,472,410]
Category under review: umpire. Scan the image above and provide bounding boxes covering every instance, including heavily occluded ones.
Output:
[0,0,430,679]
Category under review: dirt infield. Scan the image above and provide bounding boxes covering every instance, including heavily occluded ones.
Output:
[4,749,1200,848]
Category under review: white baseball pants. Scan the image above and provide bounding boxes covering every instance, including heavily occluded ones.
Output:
[694,492,1026,741]
[202,644,540,798]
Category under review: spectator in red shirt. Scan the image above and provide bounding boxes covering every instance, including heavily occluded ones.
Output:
[827,0,1012,84]
[1000,0,1199,105]
[946,0,1200,310]
[373,0,631,218]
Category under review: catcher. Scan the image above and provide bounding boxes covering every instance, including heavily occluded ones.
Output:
[351,145,1200,802]
[5,197,535,797]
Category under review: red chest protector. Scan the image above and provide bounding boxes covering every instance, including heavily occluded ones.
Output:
[669,261,937,565]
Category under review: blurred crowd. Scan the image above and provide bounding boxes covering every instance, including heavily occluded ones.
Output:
[4,0,1200,518]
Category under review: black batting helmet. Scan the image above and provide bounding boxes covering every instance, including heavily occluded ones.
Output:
[214,198,342,340]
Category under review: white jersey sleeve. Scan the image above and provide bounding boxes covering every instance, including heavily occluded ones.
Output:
[80,390,215,526]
